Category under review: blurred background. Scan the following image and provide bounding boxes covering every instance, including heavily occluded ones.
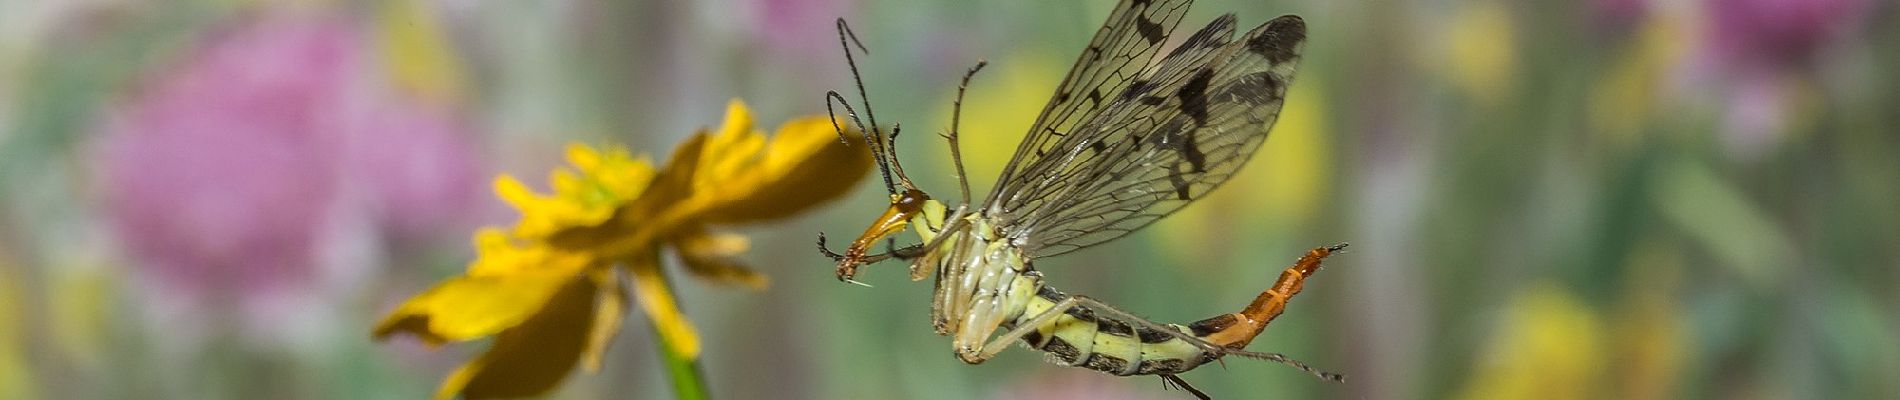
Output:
[2,0,1896,399]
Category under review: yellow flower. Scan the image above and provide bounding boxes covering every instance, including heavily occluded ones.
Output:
[1453,270,1693,400]
[378,0,467,101]
[0,266,38,399]
[1454,283,1606,400]
[1441,1,1518,105]
[1590,10,1693,146]
[374,99,870,399]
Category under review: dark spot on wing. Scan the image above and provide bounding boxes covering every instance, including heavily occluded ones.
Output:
[1120,79,1153,101]
[1168,164,1192,200]
[1178,124,1206,172]
[1134,16,1166,44]
[1209,71,1282,109]
[1158,14,1236,65]
[1178,68,1213,126]
[1247,15,1306,65]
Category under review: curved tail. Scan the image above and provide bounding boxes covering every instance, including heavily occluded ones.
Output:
[1187,243,1347,349]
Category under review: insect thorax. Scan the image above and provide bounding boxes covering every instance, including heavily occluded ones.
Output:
[907,200,1044,355]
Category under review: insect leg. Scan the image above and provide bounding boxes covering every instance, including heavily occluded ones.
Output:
[1218,349,1345,382]
[816,232,921,263]
[1062,296,1227,353]
[1069,296,1344,382]
[966,293,1218,363]
[1161,374,1212,400]
[962,295,1089,363]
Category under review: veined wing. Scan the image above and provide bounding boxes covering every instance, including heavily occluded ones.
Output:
[985,0,1193,207]
[1002,15,1308,258]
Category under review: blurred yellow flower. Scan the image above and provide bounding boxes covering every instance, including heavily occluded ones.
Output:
[1613,243,1689,400]
[374,99,869,399]
[378,0,467,101]
[1453,274,1692,400]
[0,266,37,399]
[1442,1,1518,104]
[1455,283,1605,400]
[1591,11,1694,145]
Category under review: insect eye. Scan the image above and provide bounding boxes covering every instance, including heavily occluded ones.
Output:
[896,188,931,209]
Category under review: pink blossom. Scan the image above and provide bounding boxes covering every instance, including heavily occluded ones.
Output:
[95,13,482,339]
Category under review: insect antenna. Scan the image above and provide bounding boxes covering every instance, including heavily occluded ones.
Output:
[829,18,925,195]
[944,60,987,206]
[824,91,891,191]
[886,123,913,183]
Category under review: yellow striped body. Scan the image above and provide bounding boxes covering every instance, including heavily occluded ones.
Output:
[908,200,1218,375]
[1013,287,1218,375]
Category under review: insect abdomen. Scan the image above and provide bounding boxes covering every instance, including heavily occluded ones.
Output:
[1016,287,1215,376]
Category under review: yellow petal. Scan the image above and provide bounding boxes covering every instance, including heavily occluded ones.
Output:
[496,143,659,243]
[714,99,756,141]
[639,134,708,213]
[611,101,869,257]
[492,175,540,212]
[376,230,596,344]
[695,100,768,196]
[550,169,585,197]
[434,276,599,400]
[697,114,872,224]
[582,268,628,372]
[628,254,702,359]
[465,228,593,276]
[566,143,604,171]
[671,229,769,290]
[372,271,578,346]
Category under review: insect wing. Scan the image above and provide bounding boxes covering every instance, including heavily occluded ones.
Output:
[987,0,1193,207]
[1005,15,1308,258]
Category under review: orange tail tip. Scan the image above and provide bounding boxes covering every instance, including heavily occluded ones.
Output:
[1192,243,1347,349]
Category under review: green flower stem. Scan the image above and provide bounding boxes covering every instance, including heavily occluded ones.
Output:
[644,260,711,400]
